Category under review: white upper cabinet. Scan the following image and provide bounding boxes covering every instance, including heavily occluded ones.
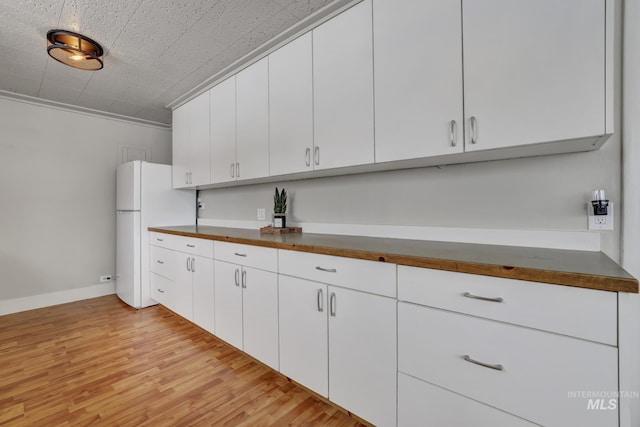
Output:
[172,103,190,189]
[374,0,464,162]
[313,0,374,170]
[269,33,314,177]
[236,57,270,180]
[210,76,237,184]
[172,91,210,188]
[462,0,605,151]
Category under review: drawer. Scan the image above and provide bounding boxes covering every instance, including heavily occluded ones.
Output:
[149,245,174,280]
[150,232,178,249]
[279,250,396,298]
[398,266,617,345]
[398,302,618,427]
[398,373,537,427]
[150,272,172,305]
[214,241,277,272]
[174,236,214,258]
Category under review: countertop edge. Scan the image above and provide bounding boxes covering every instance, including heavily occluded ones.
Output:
[148,227,639,294]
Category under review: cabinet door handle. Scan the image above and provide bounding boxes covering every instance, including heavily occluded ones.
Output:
[241,270,247,288]
[191,257,195,272]
[450,120,457,147]
[235,269,240,286]
[314,146,320,165]
[156,260,164,264]
[231,163,235,178]
[470,116,478,144]
[329,292,336,317]
[234,252,247,257]
[317,289,324,312]
[186,257,191,272]
[305,148,311,166]
[158,288,165,293]
[463,292,503,303]
[316,266,336,273]
[236,162,240,178]
[463,355,504,371]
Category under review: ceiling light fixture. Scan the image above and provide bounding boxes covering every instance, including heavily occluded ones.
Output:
[46,29,104,71]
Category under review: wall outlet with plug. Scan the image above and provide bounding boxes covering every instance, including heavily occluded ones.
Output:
[100,275,113,283]
[587,201,614,231]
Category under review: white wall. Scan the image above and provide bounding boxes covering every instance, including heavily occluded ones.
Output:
[0,96,171,302]
[620,0,640,425]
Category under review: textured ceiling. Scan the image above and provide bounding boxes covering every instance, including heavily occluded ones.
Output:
[0,0,339,125]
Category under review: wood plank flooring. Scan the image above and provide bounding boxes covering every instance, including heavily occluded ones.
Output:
[0,295,364,426]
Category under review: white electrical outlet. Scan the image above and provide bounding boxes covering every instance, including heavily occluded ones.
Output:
[587,202,614,231]
[257,208,266,221]
[100,275,113,283]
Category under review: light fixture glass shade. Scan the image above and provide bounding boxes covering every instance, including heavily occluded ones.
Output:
[47,30,104,71]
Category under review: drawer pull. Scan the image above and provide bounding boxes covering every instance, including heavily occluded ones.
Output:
[156,238,164,242]
[234,252,248,257]
[186,244,196,248]
[316,266,337,273]
[156,260,164,264]
[157,289,165,294]
[463,292,503,303]
[463,355,504,371]
[317,289,324,312]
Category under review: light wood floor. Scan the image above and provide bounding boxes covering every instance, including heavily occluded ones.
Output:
[0,295,364,426]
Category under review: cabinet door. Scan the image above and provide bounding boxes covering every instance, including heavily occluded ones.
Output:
[313,0,374,170]
[192,255,214,334]
[213,260,243,349]
[210,77,237,184]
[463,0,605,151]
[188,91,211,186]
[374,0,463,162]
[173,253,194,321]
[278,275,328,397]
[172,103,190,188]
[328,286,397,427]
[242,267,279,370]
[236,58,269,181]
[269,32,314,176]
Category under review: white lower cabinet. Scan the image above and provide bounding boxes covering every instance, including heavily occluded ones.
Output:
[398,373,537,427]
[328,286,396,427]
[278,272,397,427]
[279,275,329,396]
[150,236,214,326]
[191,255,214,333]
[398,302,618,427]
[214,259,279,370]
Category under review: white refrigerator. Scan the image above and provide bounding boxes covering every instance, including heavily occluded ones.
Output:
[116,161,195,308]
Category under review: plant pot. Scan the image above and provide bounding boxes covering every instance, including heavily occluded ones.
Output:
[273,213,286,228]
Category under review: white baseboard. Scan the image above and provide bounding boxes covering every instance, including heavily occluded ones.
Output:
[0,282,116,316]
[197,218,600,252]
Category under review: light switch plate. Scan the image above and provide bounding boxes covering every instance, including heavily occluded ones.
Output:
[587,202,614,230]
[257,208,266,221]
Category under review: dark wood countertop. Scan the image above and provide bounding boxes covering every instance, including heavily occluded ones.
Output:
[148,225,638,293]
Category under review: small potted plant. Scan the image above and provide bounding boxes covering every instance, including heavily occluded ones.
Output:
[273,187,287,228]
